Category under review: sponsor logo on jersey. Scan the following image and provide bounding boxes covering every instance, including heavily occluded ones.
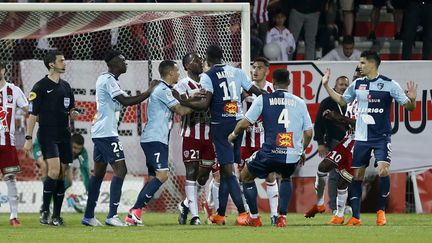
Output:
[28,91,37,101]
[367,94,381,103]
[276,132,294,148]
[359,84,368,90]
[224,102,238,115]
[0,108,9,131]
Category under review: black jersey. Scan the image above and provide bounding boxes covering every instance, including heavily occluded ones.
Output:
[28,75,74,128]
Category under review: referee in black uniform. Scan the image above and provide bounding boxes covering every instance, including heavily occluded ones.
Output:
[23,50,79,226]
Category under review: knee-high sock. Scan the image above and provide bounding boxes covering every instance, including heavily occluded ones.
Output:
[108,176,124,218]
[84,176,103,218]
[133,178,163,209]
[217,177,229,216]
[242,182,258,216]
[278,179,292,216]
[211,180,219,211]
[336,188,348,217]
[42,177,57,213]
[315,171,327,206]
[327,169,339,211]
[227,175,246,214]
[379,176,390,211]
[239,182,250,212]
[266,180,279,217]
[52,180,65,218]
[185,180,198,218]
[350,180,362,219]
[5,176,19,219]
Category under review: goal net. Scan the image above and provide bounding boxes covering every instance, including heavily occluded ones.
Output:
[0,3,250,213]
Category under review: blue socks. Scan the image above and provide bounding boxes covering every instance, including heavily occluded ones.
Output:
[278,179,292,215]
[227,176,246,214]
[242,182,258,215]
[84,176,103,218]
[379,176,390,211]
[350,180,362,219]
[133,178,163,209]
[108,176,124,218]
[217,177,229,216]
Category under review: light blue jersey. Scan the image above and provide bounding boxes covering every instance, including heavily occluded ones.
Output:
[200,64,253,123]
[342,75,409,142]
[92,72,126,138]
[245,89,313,164]
[140,81,179,144]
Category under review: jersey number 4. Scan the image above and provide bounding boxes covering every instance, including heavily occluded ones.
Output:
[278,109,291,128]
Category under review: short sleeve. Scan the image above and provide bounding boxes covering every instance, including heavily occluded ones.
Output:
[200,74,213,93]
[237,69,253,92]
[245,95,263,123]
[390,80,409,105]
[156,86,180,108]
[28,82,42,115]
[106,77,126,99]
[342,81,357,104]
[301,101,313,131]
[15,86,29,108]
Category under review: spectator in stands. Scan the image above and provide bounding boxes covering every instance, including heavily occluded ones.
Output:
[321,35,361,61]
[368,0,407,40]
[289,0,326,60]
[402,0,432,60]
[266,9,296,61]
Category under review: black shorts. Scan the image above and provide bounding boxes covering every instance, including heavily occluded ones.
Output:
[37,127,72,164]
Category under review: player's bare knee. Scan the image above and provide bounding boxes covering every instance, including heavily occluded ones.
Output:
[212,171,220,182]
[265,172,277,183]
[377,162,390,177]
[318,159,334,173]
[185,164,198,181]
[197,172,210,186]
[156,171,169,183]
[48,170,60,179]
[337,178,350,190]
[240,168,254,183]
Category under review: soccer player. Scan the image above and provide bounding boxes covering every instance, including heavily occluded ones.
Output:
[193,45,263,225]
[125,60,195,226]
[228,69,313,227]
[23,50,79,226]
[240,57,279,224]
[0,62,29,226]
[33,133,90,213]
[322,50,417,226]
[174,52,219,225]
[305,75,349,217]
[306,68,362,224]
[82,50,157,227]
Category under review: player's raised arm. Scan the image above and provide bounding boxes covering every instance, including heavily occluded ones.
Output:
[404,81,417,111]
[322,68,347,106]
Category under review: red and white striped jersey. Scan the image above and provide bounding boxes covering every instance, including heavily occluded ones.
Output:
[242,81,273,148]
[253,0,269,24]
[0,82,28,146]
[344,99,358,135]
[174,77,211,140]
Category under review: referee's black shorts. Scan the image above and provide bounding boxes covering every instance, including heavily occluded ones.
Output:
[37,127,72,164]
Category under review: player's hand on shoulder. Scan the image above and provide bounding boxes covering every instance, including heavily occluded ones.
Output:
[172,88,181,101]
[149,79,161,91]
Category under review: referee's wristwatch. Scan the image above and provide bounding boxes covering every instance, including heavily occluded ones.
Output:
[25,135,33,140]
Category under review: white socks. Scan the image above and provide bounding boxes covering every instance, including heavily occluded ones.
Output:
[5,176,19,219]
[336,188,348,217]
[266,180,279,217]
[315,171,328,206]
[185,180,198,217]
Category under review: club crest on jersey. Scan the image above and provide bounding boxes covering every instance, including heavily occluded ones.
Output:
[183,150,189,158]
[64,97,70,108]
[224,102,238,115]
[276,132,294,148]
[377,83,384,90]
[7,95,13,104]
[28,91,37,101]
[0,108,9,131]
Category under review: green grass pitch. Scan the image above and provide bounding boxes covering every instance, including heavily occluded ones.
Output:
[0,213,431,242]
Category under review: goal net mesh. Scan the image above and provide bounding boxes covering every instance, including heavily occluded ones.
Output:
[0,8,243,213]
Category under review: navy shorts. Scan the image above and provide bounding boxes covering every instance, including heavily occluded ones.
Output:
[352,139,391,168]
[247,151,298,179]
[92,137,125,164]
[210,122,243,166]
[141,142,169,177]
[38,128,72,164]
